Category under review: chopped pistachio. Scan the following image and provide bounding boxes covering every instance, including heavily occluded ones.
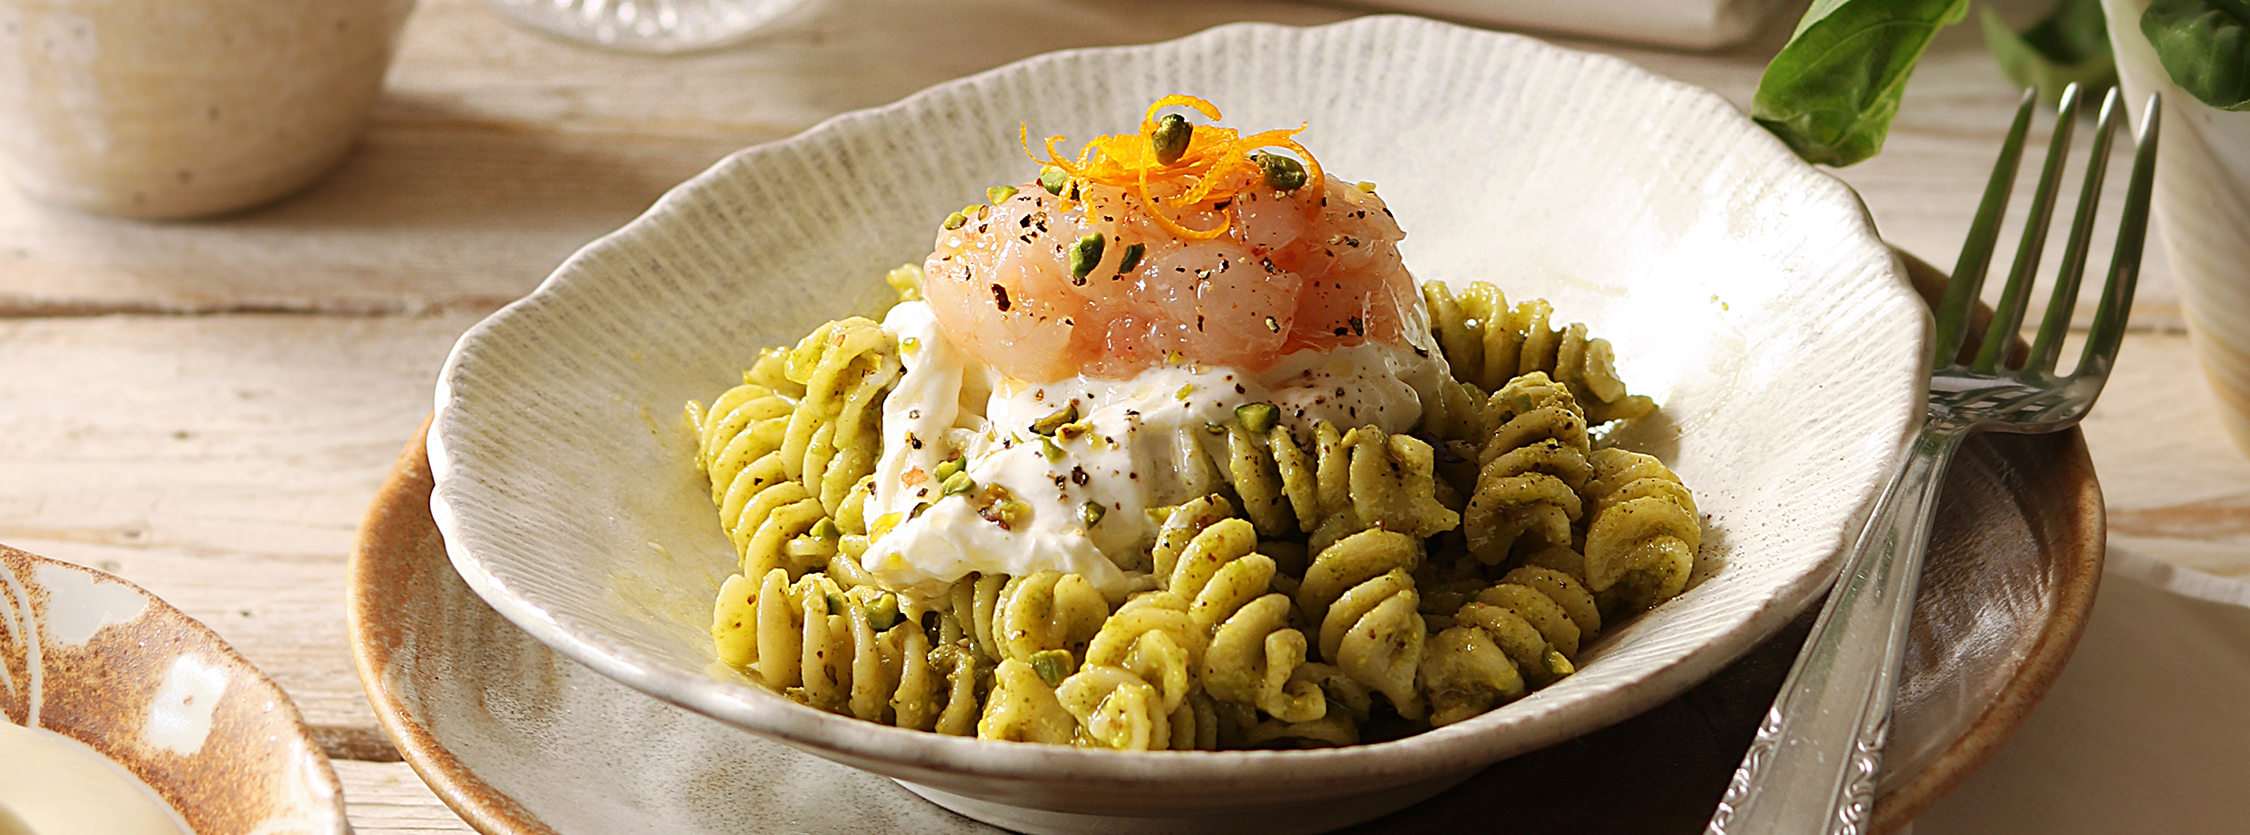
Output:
[1039,165,1069,195]
[824,590,848,616]
[901,336,920,352]
[809,517,841,540]
[1175,383,1196,401]
[1041,437,1066,463]
[1029,649,1074,686]
[1031,402,1080,436]
[987,185,1019,204]
[1055,421,1091,441]
[941,471,975,496]
[1356,181,1378,193]
[866,593,901,631]
[1544,647,1575,678]
[1235,402,1280,433]
[1204,422,1227,435]
[942,211,967,230]
[991,496,1032,527]
[1116,242,1146,275]
[934,457,965,482]
[1151,114,1193,165]
[1067,233,1105,283]
[1254,153,1307,191]
[1080,501,1107,528]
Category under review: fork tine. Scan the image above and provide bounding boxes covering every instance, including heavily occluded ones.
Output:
[2027,87,2122,375]
[2077,94,2161,382]
[1933,88,2039,369]
[1974,83,2084,373]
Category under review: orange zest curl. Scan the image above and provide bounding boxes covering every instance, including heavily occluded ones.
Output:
[1020,95,1325,242]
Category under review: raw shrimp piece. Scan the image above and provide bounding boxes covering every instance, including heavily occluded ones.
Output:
[921,97,1424,383]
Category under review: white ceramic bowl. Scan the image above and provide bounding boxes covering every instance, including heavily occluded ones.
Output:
[429,16,1925,834]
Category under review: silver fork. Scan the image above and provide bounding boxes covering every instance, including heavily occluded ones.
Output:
[1705,83,2160,835]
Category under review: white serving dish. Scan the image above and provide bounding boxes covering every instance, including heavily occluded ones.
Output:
[428,15,1925,834]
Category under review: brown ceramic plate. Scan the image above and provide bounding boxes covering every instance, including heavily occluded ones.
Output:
[0,545,350,835]
[350,254,2101,834]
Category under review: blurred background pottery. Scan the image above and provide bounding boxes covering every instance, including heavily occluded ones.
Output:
[475,0,810,54]
[2102,0,2250,458]
[0,0,415,219]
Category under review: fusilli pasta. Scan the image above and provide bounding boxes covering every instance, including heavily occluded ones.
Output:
[1581,447,1701,616]
[1296,529,1428,721]
[1152,496,1324,723]
[709,568,956,729]
[690,318,901,583]
[1462,372,1591,565]
[1422,281,1654,424]
[692,267,1701,750]
[1418,565,1600,726]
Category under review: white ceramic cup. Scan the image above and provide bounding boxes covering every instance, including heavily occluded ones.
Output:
[2104,0,2250,458]
[0,0,416,219]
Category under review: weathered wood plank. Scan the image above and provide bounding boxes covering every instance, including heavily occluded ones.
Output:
[336,761,477,835]
[0,311,485,728]
[2079,332,2250,578]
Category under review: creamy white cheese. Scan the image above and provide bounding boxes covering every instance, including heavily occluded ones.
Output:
[858,301,1447,599]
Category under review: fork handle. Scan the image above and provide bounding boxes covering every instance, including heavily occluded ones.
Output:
[1705,419,1968,835]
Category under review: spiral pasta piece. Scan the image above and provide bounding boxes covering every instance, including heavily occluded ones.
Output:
[1237,662,1372,748]
[1295,529,1426,720]
[690,320,899,584]
[781,317,903,516]
[690,369,825,582]
[946,572,1011,664]
[1151,497,1324,723]
[1417,565,1601,726]
[708,568,957,730]
[979,658,1078,744]
[1054,592,1206,750]
[1581,447,1700,615]
[992,570,1111,666]
[1197,414,1460,550]
[1208,422,1311,537]
[1422,281,1653,424]
[1462,372,1592,564]
[1342,428,1459,541]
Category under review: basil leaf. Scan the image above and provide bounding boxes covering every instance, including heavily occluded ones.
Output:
[1979,0,2117,101]
[1752,0,1971,167]
[2142,0,2250,110]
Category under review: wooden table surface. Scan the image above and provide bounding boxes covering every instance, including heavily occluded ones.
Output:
[4,0,2247,832]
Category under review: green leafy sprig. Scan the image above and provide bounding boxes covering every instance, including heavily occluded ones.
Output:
[2142,0,2250,110]
[1750,0,1969,167]
[1980,0,2117,102]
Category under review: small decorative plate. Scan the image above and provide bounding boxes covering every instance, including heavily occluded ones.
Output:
[0,545,349,835]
